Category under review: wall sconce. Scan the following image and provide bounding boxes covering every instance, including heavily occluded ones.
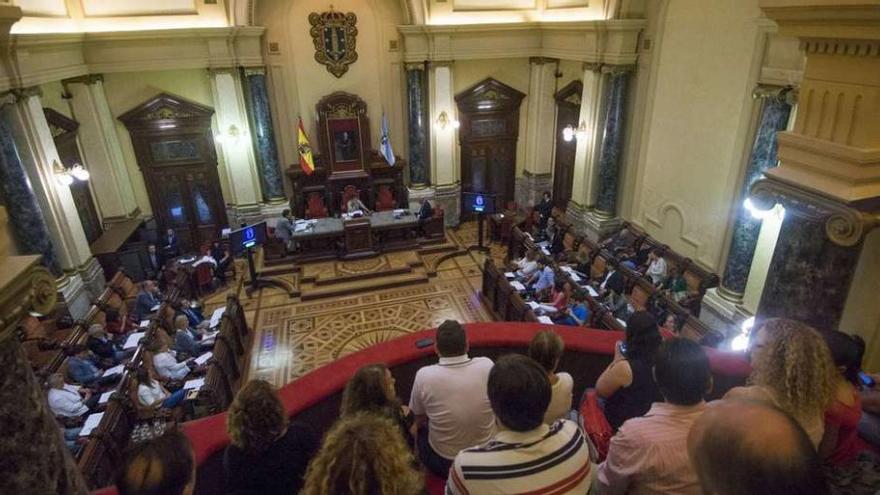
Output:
[562,121,588,142]
[435,111,459,130]
[54,160,89,187]
[215,124,248,145]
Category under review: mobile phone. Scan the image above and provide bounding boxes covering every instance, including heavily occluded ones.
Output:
[859,371,875,388]
[617,341,627,356]
[415,338,434,349]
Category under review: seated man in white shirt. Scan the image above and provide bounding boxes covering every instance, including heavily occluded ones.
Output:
[512,250,540,280]
[47,373,97,418]
[644,249,668,286]
[448,354,592,494]
[149,341,196,381]
[410,320,496,478]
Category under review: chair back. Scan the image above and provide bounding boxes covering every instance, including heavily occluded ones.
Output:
[306,193,328,219]
[376,185,396,211]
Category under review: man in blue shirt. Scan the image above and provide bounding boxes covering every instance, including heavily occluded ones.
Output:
[67,346,118,387]
[529,258,555,296]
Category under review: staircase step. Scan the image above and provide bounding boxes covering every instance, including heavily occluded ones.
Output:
[300,271,430,301]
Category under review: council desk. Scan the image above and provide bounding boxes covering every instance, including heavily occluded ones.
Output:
[290,210,432,260]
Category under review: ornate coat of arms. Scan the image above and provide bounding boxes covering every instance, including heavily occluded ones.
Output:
[309,9,358,78]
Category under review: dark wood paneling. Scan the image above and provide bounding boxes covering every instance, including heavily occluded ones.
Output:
[552,80,582,209]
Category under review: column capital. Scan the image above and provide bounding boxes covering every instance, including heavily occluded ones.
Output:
[405,62,426,71]
[0,256,56,343]
[582,62,603,72]
[601,64,636,75]
[243,66,267,77]
[61,74,104,86]
[10,86,42,101]
[750,176,880,247]
[529,57,558,66]
[429,60,454,68]
[752,84,798,104]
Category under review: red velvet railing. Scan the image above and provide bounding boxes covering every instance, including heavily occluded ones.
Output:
[93,323,750,495]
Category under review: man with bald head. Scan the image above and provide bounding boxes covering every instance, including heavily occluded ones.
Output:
[687,399,828,495]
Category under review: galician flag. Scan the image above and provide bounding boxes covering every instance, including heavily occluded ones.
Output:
[297,117,315,175]
[379,112,395,166]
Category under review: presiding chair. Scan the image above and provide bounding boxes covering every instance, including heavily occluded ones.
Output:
[305,192,328,219]
[375,185,396,211]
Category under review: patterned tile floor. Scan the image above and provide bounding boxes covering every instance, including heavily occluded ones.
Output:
[204,222,501,387]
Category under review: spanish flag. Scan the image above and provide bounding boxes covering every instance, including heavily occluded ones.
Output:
[297,117,315,175]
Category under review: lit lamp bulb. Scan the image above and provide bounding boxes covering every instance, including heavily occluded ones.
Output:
[70,164,90,181]
[55,172,74,187]
[730,316,756,352]
[562,126,574,142]
[452,119,460,129]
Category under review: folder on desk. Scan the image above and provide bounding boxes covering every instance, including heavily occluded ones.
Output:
[209,307,226,328]
[123,332,146,349]
[79,412,105,437]
[537,316,554,324]
[510,281,526,291]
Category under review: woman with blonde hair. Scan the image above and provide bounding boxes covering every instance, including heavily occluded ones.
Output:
[301,412,424,495]
[223,380,318,495]
[341,364,413,444]
[725,318,836,447]
[528,331,573,424]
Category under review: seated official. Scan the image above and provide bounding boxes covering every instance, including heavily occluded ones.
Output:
[210,241,232,282]
[47,373,97,418]
[134,280,161,321]
[688,400,829,495]
[448,354,592,494]
[593,261,624,299]
[149,341,197,382]
[535,281,571,316]
[66,346,119,387]
[172,315,212,357]
[409,320,495,478]
[86,323,129,364]
[598,338,712,495]
[602,228,635,255]
[162,228,181,258]
[136,367,186,411]
[512,250,540,280]
[116,430,196,495]
[177,299,205,328]
[418,198,434,221]
[527,258,555,297]
[643,249,668,286]
[596,312,663,431]
[224,380,319,495]
[346,196,372,215]
[553,291,591,327]
[146,243,165,279]
[275,209,295,253]
[528,331,574,424]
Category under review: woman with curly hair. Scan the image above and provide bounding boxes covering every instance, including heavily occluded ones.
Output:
[301,412,424,495]
[725,318,835,447]
[341,364,414,445]
[223,380,318,495]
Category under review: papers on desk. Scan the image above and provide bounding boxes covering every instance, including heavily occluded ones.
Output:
[504,272,516,279]
[123,332,146,349]
[616,318,627,328]
[587,286,599,297]
[150,304,160,312]
[294,222,311,233]
[79,412,104,437]
[527,301,541,310]
[139,319,151,328]
[560,267,583,282]
[221,228,232,239]
[209,307,226,328]
[183,378,205,391]
[537,316,554,324]
[393,209,406,215]
[98,391,113,405]
[510,281,526,292]
[102,364,125,377]
[194,352,213,366]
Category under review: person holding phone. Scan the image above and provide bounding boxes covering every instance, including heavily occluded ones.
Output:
[595,311,663,431]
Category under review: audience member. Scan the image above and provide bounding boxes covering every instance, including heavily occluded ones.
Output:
[149,341,195,381]
[47,373,96,418]
[172,315,211,356]
[535,280,571,316]
[409,320,495,477]
[688,399,829,495]
[146,243,165,279]
[602,228,634,254]
[818,331,880,494]
[224,380,318,495]
[210,241,232,282]
[528,257,555,297]
[513,249,539,280]
[177,299,205,328]
[448,354,592,494]
[162,228,181,258]
[67,345,117,387]
[661,267,688,302]
[724,318,835,447]
[86,323,128,363]
[116,430,195,495]
[301,412,423,495]
[554,290,591,327]
[528,331,573,424]
[594,259,624,298]
[659,313,679,339]
[341,363,413,445]
[605,283,631,321]
[135,281,161,321]
[598,338,712,494]
[596,311,663,430]
[136,368,185,411]
[536,191,553,228]
[643,249,668,285]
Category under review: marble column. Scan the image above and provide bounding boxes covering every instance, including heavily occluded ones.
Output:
[210,69,263,225]
[566,63,605,239]
[718,94,792,301]
[406,63,430,188]
[517,57,557,208]
[430,62,460,227]
[593,69,630,217]
[64,75,139,222]
[242,67,286,204]
[0,108,60,276]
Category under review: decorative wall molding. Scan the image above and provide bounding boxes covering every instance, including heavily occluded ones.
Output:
[399,19,644,64]
[0,255,56,342]
[0,26,265,91]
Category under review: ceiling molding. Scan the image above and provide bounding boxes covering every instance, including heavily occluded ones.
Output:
[0,26,266,91]
[399,19,645,63]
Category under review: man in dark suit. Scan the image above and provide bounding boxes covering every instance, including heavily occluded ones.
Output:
[536,191,553,229]
[163,228,180,258]
[134,280,161,321]
[418,199,434,221]
[177,299,205,328]
[145,244,165,279]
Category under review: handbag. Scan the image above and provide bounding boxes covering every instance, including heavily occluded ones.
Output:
[578,389,613,463]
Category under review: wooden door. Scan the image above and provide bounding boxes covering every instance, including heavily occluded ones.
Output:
[44,108,103,244]
[456,79,525,213]
[119,94,227,253]
[552,81,582,209]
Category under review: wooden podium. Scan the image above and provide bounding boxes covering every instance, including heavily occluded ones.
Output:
[343,217,374,258]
